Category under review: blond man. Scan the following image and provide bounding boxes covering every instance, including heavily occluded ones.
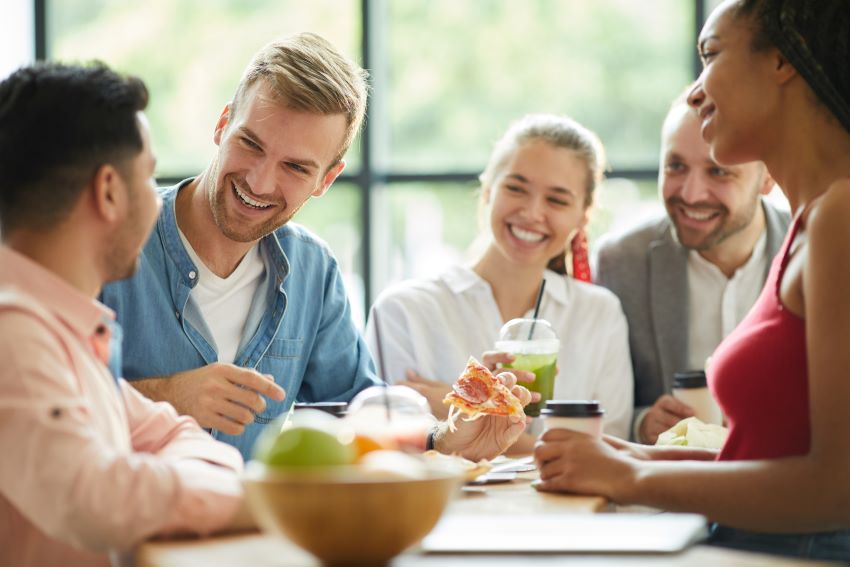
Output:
[100,33,380,459]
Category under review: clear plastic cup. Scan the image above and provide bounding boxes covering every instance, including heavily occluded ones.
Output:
[495,318,559,417]
[345,385,436,452]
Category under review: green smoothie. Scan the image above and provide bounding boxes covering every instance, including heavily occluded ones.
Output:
[503,352,557,417]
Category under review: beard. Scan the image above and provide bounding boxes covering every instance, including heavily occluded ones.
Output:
[667,196,760,251]
[209,175,303,243]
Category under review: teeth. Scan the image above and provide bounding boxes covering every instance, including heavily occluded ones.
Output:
[234,183,272,209]
[510,225,545,243]
[683,208,717,221]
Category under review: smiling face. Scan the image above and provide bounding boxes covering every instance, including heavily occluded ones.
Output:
[207,79,347,243]
[660,104,769,251]
[484,139,589,269]
[688,0,779,165]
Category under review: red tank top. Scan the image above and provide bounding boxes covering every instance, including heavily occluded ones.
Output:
[709,213,809,461]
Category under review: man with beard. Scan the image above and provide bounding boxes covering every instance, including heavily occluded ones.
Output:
[594,95,790,444]
[100,33,535,461]
[99,33,374,460]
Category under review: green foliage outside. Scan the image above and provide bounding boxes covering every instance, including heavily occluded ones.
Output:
[47,0,692,314]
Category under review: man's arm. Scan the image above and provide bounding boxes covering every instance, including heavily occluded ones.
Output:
[0,315,244,551]
[296,256,380,403]
[128,364,285,436]
[636,395,694,444]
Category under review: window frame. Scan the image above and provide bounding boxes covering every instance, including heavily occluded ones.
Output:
[35,0,708,308]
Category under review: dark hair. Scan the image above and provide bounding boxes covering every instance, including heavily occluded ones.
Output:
[733,0,850,133]
[0,61,149,234]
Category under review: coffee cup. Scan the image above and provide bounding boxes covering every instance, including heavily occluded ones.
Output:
[540,400,604,437]
[672,370,723,425]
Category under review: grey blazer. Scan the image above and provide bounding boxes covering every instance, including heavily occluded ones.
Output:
[594,200,791,426]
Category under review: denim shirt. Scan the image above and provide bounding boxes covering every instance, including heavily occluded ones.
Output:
[101,180,379,459]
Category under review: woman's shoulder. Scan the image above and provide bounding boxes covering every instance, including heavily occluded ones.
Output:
[553,274,626,316]
[804,180,850,235]
[372,265,470,310]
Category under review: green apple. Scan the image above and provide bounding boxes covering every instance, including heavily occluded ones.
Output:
[260,425,355,468]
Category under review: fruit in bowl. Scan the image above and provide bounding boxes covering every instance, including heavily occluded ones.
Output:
[263,425,355,468]
[243,459,461,566]
[244,417,462,565]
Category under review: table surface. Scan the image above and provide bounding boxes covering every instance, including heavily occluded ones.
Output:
[136,474,839,567]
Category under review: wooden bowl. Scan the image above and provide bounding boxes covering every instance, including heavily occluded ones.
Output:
[243,461,462,566]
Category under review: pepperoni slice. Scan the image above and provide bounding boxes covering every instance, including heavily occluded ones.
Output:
[452,376,489,404]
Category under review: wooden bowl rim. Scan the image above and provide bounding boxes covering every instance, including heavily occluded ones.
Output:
[243,459,464,486]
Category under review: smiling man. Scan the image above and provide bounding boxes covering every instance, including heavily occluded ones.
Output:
[100,33,380,459]
[594,94,790,444]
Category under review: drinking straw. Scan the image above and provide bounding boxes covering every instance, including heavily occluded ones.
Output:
[527,278,547,340]
[369,309,393,421]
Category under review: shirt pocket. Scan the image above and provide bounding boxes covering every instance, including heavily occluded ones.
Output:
[263,337,303,360]
[253,338,303,425]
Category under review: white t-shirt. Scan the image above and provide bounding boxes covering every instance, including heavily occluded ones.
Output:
[365,265,634,438]
[687,232,768,370]
[178,230,265,364]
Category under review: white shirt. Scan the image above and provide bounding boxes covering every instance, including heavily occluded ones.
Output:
[687,232,768,370]
[178,230,265,364]
[365,265,634,438]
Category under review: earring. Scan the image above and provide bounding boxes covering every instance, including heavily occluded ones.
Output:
[570,229,591,282]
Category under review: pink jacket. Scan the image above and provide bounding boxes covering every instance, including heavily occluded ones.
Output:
[0,247,244,567]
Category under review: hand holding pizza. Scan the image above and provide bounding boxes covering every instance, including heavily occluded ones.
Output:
[432,358,533,462]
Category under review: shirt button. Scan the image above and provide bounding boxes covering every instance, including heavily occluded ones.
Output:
[175,311,181,319]
[188,271,196,279]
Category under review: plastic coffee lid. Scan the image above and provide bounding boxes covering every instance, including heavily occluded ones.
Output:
[673,370,707,389]
[540,400,605,418]
[294,402,348,417]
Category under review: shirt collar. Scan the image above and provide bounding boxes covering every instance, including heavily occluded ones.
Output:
[688,230,768,278]
[0,246,114,343]
[160,178,290,290]
[440,264,485,294]
[440,265,569,306]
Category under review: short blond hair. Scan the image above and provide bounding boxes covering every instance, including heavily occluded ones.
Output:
[233,32,369,167]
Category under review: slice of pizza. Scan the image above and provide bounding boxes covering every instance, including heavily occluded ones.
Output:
[442,357,526,431]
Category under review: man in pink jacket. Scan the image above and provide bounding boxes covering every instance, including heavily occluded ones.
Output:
[0,62,244,566]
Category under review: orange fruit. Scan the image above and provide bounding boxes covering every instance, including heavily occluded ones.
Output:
[352,434,385,460]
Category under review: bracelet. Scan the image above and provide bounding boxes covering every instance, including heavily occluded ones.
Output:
[425,428,436,451]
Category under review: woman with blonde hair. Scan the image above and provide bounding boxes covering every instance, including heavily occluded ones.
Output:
[366,114,633,446]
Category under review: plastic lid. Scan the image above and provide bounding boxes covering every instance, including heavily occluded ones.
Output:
[347,385,430,417]
[496,318,559,353]
[294,402,348,417]
[540,400,605,418]
[673,370,707,389]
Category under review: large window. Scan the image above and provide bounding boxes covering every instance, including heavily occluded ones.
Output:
[43,0,706,325]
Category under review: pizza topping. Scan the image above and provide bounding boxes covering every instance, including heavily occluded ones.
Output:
[452,375,490,404]
[442,357,526,431]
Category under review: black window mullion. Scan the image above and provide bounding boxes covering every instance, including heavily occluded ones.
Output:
[34,0,46,60]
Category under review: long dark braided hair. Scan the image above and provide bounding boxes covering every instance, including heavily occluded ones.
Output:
[733,0,850,134]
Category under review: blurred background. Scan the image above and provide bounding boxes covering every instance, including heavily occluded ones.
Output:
[2,0,735,326]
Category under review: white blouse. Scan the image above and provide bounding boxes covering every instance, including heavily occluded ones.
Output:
[365,265,634,438]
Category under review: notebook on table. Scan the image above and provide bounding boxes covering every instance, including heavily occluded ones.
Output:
[421,513,707,554]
